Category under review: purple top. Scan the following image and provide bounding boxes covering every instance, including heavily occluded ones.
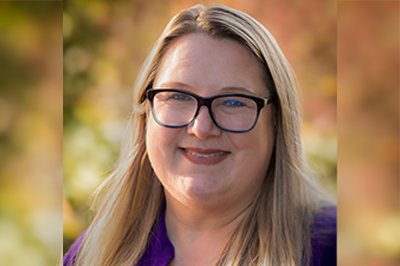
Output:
[64,206,336,266]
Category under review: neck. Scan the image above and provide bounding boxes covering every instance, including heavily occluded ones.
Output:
[165,187,255,229]
[164,191,254,266]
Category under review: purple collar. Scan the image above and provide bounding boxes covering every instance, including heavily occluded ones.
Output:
[137,205,175,266]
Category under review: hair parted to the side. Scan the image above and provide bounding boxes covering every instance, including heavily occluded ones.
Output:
[70,4,333,266]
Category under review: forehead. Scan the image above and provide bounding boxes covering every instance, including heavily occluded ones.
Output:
[154,33,268,96]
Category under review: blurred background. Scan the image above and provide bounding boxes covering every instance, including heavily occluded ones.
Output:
[1,0,398,265]
[337,1,400,266]
[63,0,337,254]
[0,1,62,266]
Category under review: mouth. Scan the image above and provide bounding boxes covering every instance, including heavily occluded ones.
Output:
[179,147,230,165]
[181,148,228,158]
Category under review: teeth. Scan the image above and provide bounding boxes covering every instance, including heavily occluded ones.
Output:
[184,149,226,158]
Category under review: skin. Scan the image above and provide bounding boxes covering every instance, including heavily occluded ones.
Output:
[146,33,275,265]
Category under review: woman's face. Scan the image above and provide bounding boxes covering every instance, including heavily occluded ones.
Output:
[146,33,275,211]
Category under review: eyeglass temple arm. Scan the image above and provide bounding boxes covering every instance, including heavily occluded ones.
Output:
[264,96,274,106]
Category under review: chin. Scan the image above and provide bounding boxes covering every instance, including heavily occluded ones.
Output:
[182,184,231,207]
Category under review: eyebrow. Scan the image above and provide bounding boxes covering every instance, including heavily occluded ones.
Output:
[220,86,256,95]
[156,81,257,95]
[157,81,191,90]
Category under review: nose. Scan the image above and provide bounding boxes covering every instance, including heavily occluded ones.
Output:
[187,106,222,139]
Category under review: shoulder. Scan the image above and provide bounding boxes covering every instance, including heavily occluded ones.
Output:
[310,206,337,266]
[63,230,87,266]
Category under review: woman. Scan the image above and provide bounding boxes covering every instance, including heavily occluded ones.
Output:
[64,3,336,266]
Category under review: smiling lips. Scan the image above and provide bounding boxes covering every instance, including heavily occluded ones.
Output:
[180,147,230,165]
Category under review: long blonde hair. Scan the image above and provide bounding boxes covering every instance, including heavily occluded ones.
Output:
[71,4,331,266]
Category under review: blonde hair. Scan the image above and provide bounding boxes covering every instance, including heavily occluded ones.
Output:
[71,4,332,266]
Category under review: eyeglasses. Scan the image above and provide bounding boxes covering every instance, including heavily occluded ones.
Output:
[146,89,274,133]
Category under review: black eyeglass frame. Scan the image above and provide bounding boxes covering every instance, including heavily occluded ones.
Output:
[146,88,274,133]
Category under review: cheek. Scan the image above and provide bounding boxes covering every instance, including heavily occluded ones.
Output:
[231,115,274,171]
[146,118,180,170]
[256,111,275,150]
[233,133,272,163]
[147,119,165,160]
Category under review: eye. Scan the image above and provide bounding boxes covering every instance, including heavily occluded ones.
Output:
[167,93,193,101]
[221,98,247,107]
